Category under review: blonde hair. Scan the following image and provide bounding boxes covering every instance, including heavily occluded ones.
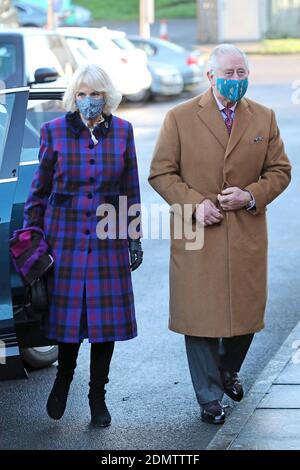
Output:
[63,63,122,114]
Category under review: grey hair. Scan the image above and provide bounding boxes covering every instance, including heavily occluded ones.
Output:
[63,63,122,114]
[207,44,249,75]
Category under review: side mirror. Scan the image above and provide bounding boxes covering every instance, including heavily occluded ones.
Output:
[33,67,59,84]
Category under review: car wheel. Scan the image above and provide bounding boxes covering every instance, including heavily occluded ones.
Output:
[21,345,58,369]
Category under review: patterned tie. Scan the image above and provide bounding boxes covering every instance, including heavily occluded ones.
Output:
[223,108,233,135]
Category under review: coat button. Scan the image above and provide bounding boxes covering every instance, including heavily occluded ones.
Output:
[88,143,94,149]
[86,211,91,217]
[87,193,93,199]
[85,229,90,235]
[89,177,95,183]
[88,248,92,254]
[89,159,95,164]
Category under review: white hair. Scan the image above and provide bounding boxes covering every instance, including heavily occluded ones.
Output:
[207,44,249,75]
[63,63,122,114]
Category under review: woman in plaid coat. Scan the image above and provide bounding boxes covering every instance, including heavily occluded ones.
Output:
[23,64,143,427]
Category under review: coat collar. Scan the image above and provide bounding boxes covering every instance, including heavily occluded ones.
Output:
[66,111,113,139]
[197,88,253,159]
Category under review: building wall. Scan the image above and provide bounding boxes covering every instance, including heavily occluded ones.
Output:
[267,0,300,38]
[218,0,264,42]
[196,0,300,43]
[197,0,219,43]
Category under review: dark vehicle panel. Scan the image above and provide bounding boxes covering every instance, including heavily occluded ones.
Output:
[1,88,65,380]
[0,86,29,380]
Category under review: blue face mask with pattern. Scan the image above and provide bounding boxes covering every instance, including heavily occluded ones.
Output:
[76,96,106,120]
[216,78,248,102]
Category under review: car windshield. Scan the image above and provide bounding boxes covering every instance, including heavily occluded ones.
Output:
[112,36,135,51]
[156,39,185,53]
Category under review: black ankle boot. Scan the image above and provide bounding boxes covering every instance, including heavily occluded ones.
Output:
[88,386,111,427]
[46,375,73,420]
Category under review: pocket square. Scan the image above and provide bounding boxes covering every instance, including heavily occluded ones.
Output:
[253,136,264,143]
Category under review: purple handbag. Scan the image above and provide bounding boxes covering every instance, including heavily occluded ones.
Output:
[9,227,54,315]
[9,227,53,286]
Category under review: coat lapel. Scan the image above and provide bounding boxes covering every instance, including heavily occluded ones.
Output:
[197,89,254,159]
[197,89,229,150]
[225,98,253,159]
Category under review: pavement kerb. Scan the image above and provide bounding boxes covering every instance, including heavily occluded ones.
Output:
[206,320,300,450]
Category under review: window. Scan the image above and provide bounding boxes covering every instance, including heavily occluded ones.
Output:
[0,93,15,169]
[132,41,156,57]
[21,98,65,165]
[113,37,135,51]
[0,43,17,82]
[24,34,76,84]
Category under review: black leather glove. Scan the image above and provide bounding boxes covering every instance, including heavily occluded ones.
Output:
[128,238,143,272]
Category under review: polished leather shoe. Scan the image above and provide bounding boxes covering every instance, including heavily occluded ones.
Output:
[200,400,225,425]
[220,369,244,402]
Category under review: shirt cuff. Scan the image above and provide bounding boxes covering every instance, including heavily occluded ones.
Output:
[245,190,256,211]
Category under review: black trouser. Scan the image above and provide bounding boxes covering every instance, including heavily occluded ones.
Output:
[57,341,115,389]
[185,334,254,405]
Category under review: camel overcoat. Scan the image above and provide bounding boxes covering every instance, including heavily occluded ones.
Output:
[148,89,291,338]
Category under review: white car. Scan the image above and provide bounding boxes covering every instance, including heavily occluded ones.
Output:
[58,27,152,101]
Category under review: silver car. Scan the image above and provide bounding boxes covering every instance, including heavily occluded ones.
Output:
[129,36,205,89]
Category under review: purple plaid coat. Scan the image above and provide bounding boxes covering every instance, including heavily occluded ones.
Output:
[23,111,141,343]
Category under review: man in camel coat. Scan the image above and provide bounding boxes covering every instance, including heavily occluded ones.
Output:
[148,44,291,424]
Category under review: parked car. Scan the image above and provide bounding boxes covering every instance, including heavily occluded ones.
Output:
[0,86,70,380]
[147,61,183,98]
[21,0,92,27]
[12,1,47,27]
[128,36,205,89]
[58,27,152,101]
[63,4,92,27]
[109,30,183,99]
[0,0,18,27]
[105,29,183,99]
[0,28,77,89]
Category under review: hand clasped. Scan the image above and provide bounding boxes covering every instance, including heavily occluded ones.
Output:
[217,187,251,211]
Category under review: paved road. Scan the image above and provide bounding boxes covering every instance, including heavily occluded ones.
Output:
[0,56,299,450]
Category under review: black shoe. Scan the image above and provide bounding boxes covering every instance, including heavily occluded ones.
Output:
[200,400,225,425]
[88,389,111,427]
[220,370,244,402]
[46,378,72,420]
